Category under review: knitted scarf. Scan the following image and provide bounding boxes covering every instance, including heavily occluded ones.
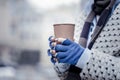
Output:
[79,0,116,49]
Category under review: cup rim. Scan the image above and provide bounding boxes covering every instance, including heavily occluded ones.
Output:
[53,23,75,26]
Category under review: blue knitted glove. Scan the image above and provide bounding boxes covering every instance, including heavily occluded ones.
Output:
[48,37,85,65]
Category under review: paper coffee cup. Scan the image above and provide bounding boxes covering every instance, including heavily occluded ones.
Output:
[53,23,75,41]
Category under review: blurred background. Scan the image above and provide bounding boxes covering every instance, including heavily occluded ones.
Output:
[0,0,81,80]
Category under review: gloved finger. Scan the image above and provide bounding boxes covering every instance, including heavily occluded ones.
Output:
[62,39,73,45]
[58,58,67,63]
[51,49,56,55]
[51,56,57,64]
[49,41,53,49]
[47,49,57,56]
[49,41,57,49]
[47,49,52,56]
[58,56,73,64]
[63,46,79,60]
[48,36,55,42]
[56,52,68,59]
[55,44,68,52]
[55,42,78,59]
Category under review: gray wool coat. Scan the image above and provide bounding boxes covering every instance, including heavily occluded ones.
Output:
[80,3,120,80]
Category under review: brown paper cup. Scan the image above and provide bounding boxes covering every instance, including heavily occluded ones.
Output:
[53,24,75,41]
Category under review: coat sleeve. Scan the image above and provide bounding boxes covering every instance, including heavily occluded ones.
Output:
[80,48,120,80]
[53,63,70,80]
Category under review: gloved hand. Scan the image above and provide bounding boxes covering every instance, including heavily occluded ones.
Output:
[48,36,85,65]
